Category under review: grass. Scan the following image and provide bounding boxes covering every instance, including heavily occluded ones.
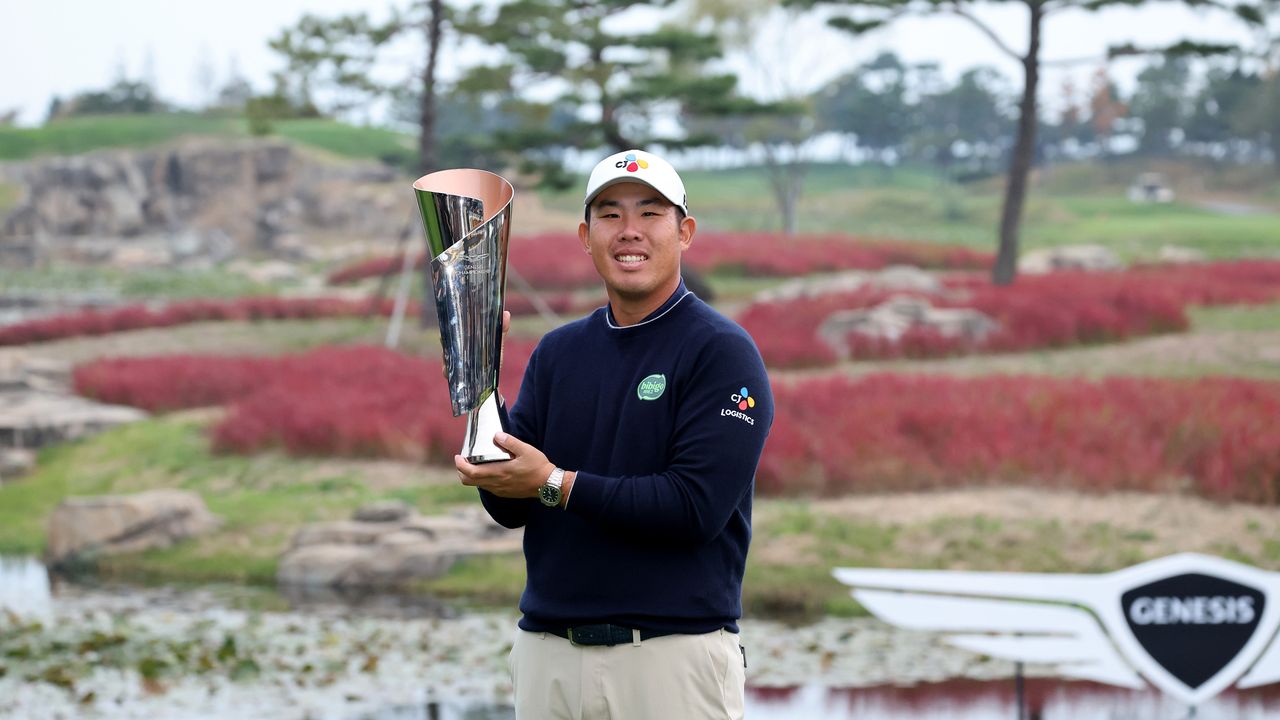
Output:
[1189,302,1280,332]
[0,417,469,572]
[0,114,242,160]
[0,266,279,300]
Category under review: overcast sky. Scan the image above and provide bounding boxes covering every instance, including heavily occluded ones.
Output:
[1,0,1266,127]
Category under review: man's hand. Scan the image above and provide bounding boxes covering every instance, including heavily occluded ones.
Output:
[456,432,553,499]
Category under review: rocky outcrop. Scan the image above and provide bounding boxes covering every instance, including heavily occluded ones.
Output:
[754,265,942,303]
[277,502,522,589]
[1019,244,1123,274]
[0,354,146,449]
[0,447,35,483]
[819,295,998,359]
[1,140,403,267]
[45,489,220,566]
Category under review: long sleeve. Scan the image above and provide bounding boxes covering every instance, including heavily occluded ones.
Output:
[564,331,772,544]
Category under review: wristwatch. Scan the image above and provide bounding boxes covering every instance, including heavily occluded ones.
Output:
[538,467,565,507]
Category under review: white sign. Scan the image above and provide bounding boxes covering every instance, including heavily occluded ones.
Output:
[834,553,1280,706]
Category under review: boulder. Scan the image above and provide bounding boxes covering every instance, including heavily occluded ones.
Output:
[45,489,220,566]
[277,505,521,589]
[1019,245,1123,274]
[0,389,147,449]
[0,447,35,483]
[819,295,998,359]
[352,499,414,523]
[755,265,942,304]
[1158,245,1207,264]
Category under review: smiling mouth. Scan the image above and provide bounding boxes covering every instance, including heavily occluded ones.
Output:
[615,253,648,265]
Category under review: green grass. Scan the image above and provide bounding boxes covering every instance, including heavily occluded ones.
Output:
[0,114,242,160]
[271,119,416,168]
[1190,302,1280,332]
[0,113,416,168]
[0,417,472,576]
[0,266,280,300]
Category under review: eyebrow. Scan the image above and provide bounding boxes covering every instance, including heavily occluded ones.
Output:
[594,197,666,212]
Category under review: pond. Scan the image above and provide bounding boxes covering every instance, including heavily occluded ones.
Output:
[3,557,1279,719]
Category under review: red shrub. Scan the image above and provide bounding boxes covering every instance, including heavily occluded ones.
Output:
[742,262,1280,368]
[760,374,1280,504]
[77,350,1280,503]
[75,343,537,463]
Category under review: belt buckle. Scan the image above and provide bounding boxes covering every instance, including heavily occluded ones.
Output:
[567,624,625,646]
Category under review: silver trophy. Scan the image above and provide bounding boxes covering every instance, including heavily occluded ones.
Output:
[412,169,514,463]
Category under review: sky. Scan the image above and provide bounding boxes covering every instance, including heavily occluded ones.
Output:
[0,0,1267,128]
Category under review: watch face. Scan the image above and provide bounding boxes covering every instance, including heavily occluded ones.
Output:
[539,484,561,507]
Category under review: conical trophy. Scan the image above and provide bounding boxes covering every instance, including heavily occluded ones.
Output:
[412,169,513,463]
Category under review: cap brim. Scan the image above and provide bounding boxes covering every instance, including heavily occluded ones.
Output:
[584,176,686,214]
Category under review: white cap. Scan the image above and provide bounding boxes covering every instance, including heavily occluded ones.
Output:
[583,149,688,215]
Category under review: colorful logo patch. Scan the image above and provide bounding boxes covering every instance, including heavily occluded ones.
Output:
[637,373,666,401]
[730,387,755,412]
[615,152,649,173]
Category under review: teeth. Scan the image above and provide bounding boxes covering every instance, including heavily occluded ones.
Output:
[617,255,646,262]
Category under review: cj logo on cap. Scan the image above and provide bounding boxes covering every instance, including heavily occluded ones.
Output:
[616,152,648,173]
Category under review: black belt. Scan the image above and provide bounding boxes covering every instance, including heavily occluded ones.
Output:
[545,623,677,646]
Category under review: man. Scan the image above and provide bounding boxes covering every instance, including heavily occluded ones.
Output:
[455,149,772,719]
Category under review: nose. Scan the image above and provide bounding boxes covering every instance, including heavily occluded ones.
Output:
[618,211,643,241]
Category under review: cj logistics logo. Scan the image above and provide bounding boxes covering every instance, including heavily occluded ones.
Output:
[722,386,756,425]
[833,553,1280,707]
[615,152,649,173]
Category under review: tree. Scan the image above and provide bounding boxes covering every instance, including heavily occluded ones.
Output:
[788,0,1265,284]
[268,2,448,174]
[454,0,754,188]
[1087,67,1128,157]
[1129,57,1192,156]
[816,52,915,168]
[49,79,169,119]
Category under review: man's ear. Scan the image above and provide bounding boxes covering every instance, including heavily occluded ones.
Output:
[578,220,591,254]
[678,215,696,251]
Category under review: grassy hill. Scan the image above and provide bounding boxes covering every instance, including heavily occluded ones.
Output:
[2,112,1278,265]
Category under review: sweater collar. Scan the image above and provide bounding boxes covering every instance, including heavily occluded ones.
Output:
[605,279,692,330]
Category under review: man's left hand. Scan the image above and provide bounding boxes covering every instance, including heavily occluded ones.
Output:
[455,432,552,499]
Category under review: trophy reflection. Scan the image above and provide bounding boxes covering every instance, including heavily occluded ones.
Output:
[412,169,513,463]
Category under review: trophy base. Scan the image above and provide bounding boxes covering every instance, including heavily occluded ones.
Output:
[463,392,512,464]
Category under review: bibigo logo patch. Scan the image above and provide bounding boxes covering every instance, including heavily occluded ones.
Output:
[637,374,666,401]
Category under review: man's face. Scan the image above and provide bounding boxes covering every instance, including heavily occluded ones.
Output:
[579,182,695,307]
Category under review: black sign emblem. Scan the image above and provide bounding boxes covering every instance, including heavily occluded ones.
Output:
[1121,573,1264,689]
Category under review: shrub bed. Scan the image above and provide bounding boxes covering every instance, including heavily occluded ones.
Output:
[76,350,1280,504]
[75,343,536,463]
[762,373,1280,504]
[742,262,1280,368]
[0,297,393,347]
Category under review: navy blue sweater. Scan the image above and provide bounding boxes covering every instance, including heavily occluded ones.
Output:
[479,282,773,635]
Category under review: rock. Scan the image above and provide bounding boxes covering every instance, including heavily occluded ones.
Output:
[1019,245,1123,274]
[819,295,998,359]
[0,447,35,482]
[755,265,942,304]
[0,389,147,449]
[278,506,521,589]
[0,140,405,266]
[352,500,413,523]
[1158,245,1207,264]
[45,489,221,566]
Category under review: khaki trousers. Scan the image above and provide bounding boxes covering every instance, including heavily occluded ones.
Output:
[509,628,746,720]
